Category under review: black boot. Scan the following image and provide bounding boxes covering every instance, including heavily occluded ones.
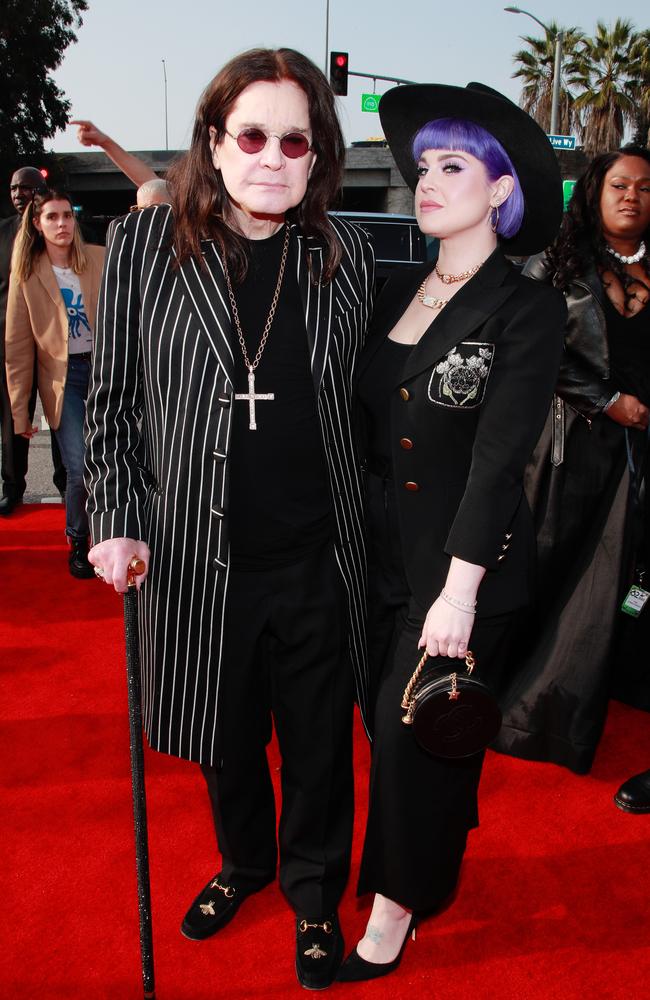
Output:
[69,537,95,579]
[0,493,21,516]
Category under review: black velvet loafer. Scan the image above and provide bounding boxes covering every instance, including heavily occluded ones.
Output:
[295,912,344,990]
[181,872,272,941]
[614,768,650,813]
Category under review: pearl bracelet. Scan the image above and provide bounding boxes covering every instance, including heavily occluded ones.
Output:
[440,589,477,614]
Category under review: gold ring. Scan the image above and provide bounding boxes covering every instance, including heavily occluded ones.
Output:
[93,566,105,580]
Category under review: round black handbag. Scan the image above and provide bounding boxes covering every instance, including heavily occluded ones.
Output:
[400,650,502,758]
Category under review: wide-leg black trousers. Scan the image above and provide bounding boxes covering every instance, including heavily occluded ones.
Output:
[200,541,354,917]
[358,472,513,912]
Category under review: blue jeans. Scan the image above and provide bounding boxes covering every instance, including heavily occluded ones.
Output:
[53,354,90,540]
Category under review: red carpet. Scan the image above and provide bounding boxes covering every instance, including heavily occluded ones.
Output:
[2,504,650,999]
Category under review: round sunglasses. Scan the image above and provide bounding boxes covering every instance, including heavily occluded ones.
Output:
[224,127,312,159]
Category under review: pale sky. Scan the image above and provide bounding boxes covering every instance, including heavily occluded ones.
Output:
[50,1,649,154]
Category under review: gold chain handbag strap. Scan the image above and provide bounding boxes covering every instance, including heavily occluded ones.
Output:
[401,650,476,725]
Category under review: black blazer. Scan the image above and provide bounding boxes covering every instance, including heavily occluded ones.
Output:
[357,248,567,618]
[85,205,375,763]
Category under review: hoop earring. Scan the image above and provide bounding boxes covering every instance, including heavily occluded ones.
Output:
[490,205,500,234]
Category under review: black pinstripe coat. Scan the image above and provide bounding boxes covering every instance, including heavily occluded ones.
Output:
[85,205,375,764]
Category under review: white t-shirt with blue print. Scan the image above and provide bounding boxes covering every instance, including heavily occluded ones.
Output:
[52,265,93,354]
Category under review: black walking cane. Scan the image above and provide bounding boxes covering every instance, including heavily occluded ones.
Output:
[123,557,156,999]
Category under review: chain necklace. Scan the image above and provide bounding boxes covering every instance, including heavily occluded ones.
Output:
[222,224,290,430]
[434,261,483,284]
[606,240,646,265]
[417,279,448,310]
[418,258,486,309]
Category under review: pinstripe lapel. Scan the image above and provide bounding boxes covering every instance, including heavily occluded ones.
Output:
[176,241,235,385]
[294,229,333,393]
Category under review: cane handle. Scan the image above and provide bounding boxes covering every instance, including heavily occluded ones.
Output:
[127,556,146,588]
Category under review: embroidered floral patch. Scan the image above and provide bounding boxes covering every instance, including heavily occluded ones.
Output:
[427,341,495,408]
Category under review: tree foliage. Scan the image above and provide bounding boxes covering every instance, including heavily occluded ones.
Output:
[628,29,650,147]
[0,0,87,189]
[511,17,650,155]
[571,20,639,154]
[512,23,584,136]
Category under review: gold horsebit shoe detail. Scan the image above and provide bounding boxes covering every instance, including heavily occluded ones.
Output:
[199,878,235,915]
[299,919,332,959]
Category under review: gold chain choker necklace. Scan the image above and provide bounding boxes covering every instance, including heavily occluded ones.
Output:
[434,261,483,284]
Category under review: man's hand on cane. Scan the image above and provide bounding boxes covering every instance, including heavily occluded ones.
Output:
[88,537,150,593]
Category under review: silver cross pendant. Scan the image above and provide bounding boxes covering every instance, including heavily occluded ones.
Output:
[235,366,275,430]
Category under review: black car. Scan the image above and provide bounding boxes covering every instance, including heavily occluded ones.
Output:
[329,211,437,288]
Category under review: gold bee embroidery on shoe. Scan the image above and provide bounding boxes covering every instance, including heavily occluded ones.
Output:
[304,944,328,959]
[200,901,216,916]
[209,878,235,897]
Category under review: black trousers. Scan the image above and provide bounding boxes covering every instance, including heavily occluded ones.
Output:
[200,541,354,917]
[358,472,513,912]
[0,362,66,499]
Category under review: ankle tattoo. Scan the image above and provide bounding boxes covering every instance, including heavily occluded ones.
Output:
[366,925,383,944]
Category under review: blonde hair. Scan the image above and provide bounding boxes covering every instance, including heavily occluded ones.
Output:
[11,189,88,283]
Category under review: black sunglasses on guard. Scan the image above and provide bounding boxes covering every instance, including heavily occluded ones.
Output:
[224,127,312,159]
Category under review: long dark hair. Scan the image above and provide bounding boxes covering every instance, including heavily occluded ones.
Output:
[168,47,345,282]
[548,146,650,300]
[11,188,87,283]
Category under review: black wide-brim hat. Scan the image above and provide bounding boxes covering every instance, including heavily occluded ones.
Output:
[379,82,563,256]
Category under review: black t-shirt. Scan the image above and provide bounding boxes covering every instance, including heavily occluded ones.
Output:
[227,226,331,569]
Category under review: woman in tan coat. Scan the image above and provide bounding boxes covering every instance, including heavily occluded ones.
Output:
[5,188,104,577]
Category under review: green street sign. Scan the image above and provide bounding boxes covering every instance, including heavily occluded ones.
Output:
[563,179,576,210]
[361,93,381,113]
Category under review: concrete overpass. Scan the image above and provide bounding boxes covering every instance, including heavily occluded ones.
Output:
[53,143,414,225]
[49,144,586,239]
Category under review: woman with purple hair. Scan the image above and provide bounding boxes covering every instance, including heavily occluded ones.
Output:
[338,84,567,982]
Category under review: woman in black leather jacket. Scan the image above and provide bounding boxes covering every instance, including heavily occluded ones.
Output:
[495,147,650,774]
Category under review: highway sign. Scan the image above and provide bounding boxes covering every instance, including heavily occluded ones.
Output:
[361,93,381,113]
[548,135,577,150]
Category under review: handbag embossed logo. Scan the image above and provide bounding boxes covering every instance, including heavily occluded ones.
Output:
[401,650,502,758]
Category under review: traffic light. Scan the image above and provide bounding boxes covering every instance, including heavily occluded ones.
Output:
[329,51,349,96]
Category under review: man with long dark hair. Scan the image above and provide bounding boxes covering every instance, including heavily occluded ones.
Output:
[85,48,374,989]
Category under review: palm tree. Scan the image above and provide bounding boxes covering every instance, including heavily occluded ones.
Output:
[627,29,650,148]
[511,23,583,135]
[571,19,639,154]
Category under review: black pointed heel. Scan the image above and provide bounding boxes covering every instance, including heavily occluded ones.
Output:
[336,915,417,982]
